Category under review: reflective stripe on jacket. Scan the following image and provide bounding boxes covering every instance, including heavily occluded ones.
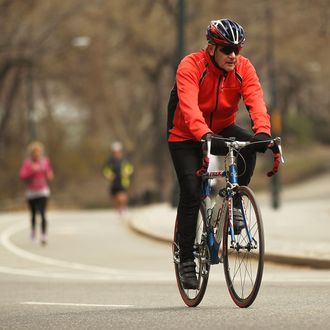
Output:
[167,49,271,142]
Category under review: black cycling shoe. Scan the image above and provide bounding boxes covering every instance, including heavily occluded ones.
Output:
[233,208,245,235]
[179,260,198,290]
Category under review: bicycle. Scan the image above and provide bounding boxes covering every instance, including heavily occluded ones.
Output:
[172,135,284,307]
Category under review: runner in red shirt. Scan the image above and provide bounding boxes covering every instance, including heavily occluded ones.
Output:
[167,19,277,289]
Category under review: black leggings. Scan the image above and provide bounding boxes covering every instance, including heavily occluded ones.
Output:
[28,197,48,234]
[168,124,256,261]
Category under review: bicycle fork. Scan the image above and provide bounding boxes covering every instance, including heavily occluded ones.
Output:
[228,194,258,251]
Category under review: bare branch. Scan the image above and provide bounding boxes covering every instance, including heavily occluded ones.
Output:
[0,66,23,140]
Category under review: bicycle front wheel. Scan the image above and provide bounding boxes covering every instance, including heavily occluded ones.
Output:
[223,186,264,308]
[172,205,210,307]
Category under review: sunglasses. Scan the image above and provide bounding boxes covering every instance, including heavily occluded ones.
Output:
[217,45,241,55]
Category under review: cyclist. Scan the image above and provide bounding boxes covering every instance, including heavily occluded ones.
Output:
[103,141,134,216]
[167,19,280,289]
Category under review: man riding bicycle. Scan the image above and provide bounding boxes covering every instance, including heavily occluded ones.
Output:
[167,19,281,290]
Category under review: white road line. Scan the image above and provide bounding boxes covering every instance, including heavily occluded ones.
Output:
[0,217,20,225]
[0,266,119,281]
[0,222,120,274]
[0,221,173,281]
[21,301,133,308]
[0,265,173,282]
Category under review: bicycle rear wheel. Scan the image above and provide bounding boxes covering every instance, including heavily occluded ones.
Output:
[172,205,210,307]
[223,186,264,308]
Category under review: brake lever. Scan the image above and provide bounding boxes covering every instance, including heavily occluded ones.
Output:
[272,137,285,163]
[206,135,211,158]
[278,144,285,164]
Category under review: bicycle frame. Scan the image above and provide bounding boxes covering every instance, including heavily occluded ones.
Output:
[201,150,240,263]
[201,137,283,263]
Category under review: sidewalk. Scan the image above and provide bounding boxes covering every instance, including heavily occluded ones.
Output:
[128,173,330,269]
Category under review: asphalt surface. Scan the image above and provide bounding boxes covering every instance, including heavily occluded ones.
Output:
[0,174,329,329]
[0,212,329,329]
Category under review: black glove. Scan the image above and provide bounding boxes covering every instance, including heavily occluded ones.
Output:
[201,133,228,155]
[251,133,272,153]
[211,137,228,156]
[270,143,280,154]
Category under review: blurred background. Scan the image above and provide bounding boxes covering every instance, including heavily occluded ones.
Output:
[0,0,329,211]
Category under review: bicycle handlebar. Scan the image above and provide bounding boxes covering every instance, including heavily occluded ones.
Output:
[197,135,285,177]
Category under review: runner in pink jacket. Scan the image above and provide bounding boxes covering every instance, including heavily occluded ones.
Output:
[19,141,54,245]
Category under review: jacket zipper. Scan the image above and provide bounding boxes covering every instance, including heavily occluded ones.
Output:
[209,76,222,130]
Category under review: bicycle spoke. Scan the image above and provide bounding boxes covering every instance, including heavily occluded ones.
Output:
[173,206,210,307]
[223,186,264,308]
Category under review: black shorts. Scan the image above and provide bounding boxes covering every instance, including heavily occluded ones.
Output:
[110,186,126,196]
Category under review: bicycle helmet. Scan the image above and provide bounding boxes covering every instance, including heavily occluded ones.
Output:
[206,19,245,46]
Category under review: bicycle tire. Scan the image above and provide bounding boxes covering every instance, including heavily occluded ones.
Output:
[222,185,264,308]
[172,204,210,307]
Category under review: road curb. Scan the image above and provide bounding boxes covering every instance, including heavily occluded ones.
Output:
[128,218,330,270]
[264,254,330,270]
[126,218,172,244]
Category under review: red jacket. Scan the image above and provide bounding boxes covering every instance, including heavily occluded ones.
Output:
[168,49,271,142]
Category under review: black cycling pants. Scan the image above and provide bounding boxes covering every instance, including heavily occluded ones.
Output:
[28,197,48,234]
[168,124,256,262]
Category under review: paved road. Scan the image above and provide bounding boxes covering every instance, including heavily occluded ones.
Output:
[0,209,329,329]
